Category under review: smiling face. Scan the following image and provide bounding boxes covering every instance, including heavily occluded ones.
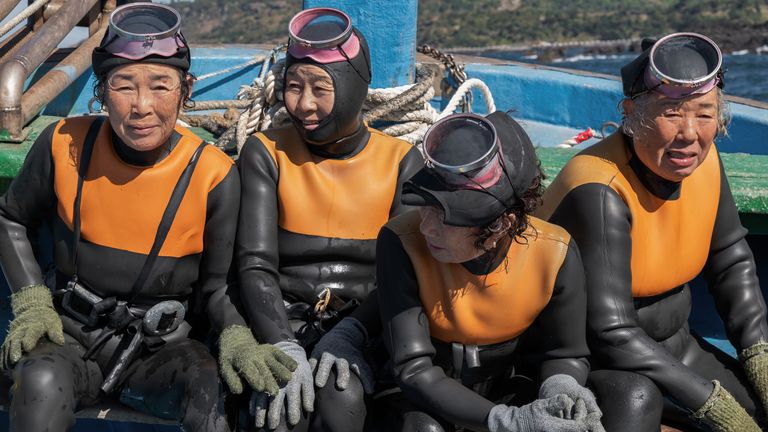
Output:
[283,63,335,136]
[103,63,187,152]
[624,90,719,182]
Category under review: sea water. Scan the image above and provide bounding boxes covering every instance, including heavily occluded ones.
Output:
[479,51,768,103]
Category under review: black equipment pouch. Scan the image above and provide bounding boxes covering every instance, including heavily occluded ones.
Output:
[291,288,360,349]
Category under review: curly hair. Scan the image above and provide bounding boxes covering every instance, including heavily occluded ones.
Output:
[474,164,545,251]
[93,68,194,111]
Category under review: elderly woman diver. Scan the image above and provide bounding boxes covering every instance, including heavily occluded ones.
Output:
[0,4,296,431]
[539,33,768,432]
[236,7,423,431]
[376,111,605,432]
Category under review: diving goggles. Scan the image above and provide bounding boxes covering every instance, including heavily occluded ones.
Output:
[287,7,361,63]
[422,114,504,190]
[643,32,723,99]
[103,3,186,61]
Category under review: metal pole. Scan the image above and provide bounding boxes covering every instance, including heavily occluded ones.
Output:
[302,0,418,88]
[0,0,99,141]
[21,0,113,126]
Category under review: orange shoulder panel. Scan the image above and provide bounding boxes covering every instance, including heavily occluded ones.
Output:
[390,211,569,345]
[537,132,721,297]
[266,126,414,240]
[53,118,231,257]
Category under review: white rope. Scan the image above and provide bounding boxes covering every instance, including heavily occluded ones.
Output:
[438,79,496,120]
[195,56,266,82]
[0,0,49,39]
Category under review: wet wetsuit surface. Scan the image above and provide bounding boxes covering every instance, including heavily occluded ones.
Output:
[236,125,422,344]
[0,116,243,432]
[377,210,590,431]
[538,132,768,417]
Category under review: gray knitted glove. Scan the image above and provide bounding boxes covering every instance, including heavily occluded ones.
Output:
[252,340,315,429]
[487,395,590,432]
[2,284,64,370]
[309,317,374,394]
[539,374,605,432]
[692,380,760,432]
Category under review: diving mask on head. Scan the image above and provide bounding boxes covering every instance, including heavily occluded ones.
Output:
[422,114,504,191]
[622,32,724,100]
[92,3,190,77]
[403,112,540,227]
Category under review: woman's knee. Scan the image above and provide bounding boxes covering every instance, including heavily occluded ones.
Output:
[312,371,366,432]
[590,370,663,432]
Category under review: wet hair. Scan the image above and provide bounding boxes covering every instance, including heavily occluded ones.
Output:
[621,87,730,138]
[474,164,545,250]
[93,67,194,111]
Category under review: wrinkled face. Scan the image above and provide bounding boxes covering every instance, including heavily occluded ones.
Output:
[626,90,718,182]
[104,63,186,152]
[284,63,335,135]
[418,207,484,264]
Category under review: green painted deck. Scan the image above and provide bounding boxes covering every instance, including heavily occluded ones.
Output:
[5,116,768,233]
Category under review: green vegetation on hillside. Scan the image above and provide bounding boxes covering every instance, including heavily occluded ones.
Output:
[173,0,768,49]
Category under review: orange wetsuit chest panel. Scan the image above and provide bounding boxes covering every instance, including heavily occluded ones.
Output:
[52,117,233,257]
[387,211,570,345]
[256,127,414,240]
[538,133,720,297]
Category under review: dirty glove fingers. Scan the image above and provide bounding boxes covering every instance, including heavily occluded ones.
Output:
[45,319,65,345]
[240,359,268,395]
[220,360,244,395]
[20,323,43,354]
[263,352,294,387]
[285,384,303,426]
[313,352,334,388]
[271,347,298,372]
[267,390,286,430]
[572,398,587,422]
[301,374,316,413]
[334,357,350,390]
[251,392,270,428]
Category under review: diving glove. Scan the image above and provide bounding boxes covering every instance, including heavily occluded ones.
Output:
[692,380,760,432]
[309,317,374,394]
[539,374,605,432]
[740,341,768,415]
[487,394,590,432]
[1,284,65,370]
[217,325,297,395]
[252,340,315,429]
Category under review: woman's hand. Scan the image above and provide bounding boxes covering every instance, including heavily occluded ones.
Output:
[539,374,605,432]
[1,284,65,370]
[309,317,374,394]
[217,325,297,395]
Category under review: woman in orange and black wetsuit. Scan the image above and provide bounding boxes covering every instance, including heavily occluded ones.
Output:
[0,5,294,432]
[377,112,604,432]
[236,8,422,431]
[539,33,768,432]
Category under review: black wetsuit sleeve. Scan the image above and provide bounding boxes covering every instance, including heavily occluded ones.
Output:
[0,123,57,292]
[236,136,294,343]
[549,183,713,411]
[518,239,590,385]
[390,146,424,217]
[377,227,494,432]
[704,159,768,350]
[199,165,248,333]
